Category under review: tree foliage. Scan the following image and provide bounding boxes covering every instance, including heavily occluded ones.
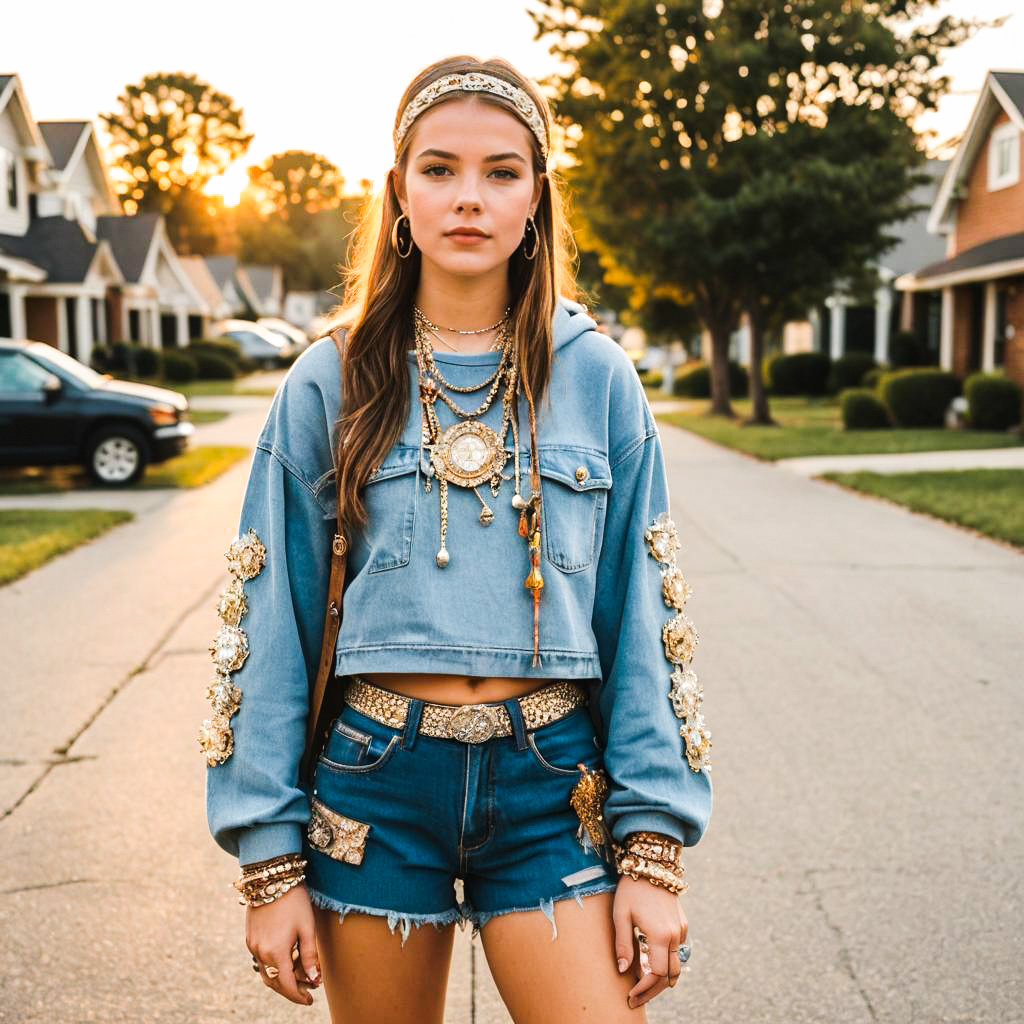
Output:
[531,0,994,416]
[100,72,253,254]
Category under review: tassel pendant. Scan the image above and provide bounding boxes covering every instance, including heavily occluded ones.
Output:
[570,764,613,862]
[524,517,544,666]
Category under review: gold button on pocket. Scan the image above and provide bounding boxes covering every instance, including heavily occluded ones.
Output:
[575,467,589,483]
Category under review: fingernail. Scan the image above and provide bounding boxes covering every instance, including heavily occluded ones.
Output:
[618,958,628,973]
[308,967,320,984]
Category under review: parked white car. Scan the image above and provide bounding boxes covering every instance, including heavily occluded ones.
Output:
[209,319,295,368]
[257,317,310,352]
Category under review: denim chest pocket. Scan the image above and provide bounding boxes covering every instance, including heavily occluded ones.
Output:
[314,447,419,573]
[533,446,612,573]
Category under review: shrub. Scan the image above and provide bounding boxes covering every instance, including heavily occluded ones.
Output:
[638,369,664,389]
[672,359,749,398]
[890,330,929,368]
[828,352,877,393]
[161,349,198,382]
[878,368,961,427]
[764,351,831,395]
[963,372,1023,431]
[89,344,110,372]
[840,388,891,429]
[192,352,237,380]
[862,367,886,390]
[107,341,161,377]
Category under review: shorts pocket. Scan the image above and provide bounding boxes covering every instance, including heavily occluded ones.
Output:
[307,798,371,864]
[318,707,402,775]
[525,707,603,777]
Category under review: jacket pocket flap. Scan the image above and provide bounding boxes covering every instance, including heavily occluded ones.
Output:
[367,445,421,482]
[531,447,612,492]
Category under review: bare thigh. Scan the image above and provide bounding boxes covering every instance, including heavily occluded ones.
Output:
[479,891,645,1023]
[313,905,457,1024]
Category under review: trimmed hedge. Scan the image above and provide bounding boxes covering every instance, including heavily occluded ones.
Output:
[672,359,749,398]
[828,352,877,393]
[764,351,831,396]
[840,388,891,429]
[963,372,1023,431]
[878,368,961,427]
[108,341,161,377]
[193,351,237,380]
[161,349,198,382]
[862,367,886,390]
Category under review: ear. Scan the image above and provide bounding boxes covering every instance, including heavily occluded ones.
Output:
[390,165,408,215]
[531,171,546,211]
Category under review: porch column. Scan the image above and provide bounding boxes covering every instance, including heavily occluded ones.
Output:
[150,305,161,348]
[176,308,189,347]
[875,284,893,365]
[75,294,94,366]
[8,284,27,339]
[982,281,997,372]
[940,287,954,370]
[827,295,846,359]
[808,306,822,352]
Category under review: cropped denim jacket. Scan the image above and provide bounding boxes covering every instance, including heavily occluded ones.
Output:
[204,297,713,866]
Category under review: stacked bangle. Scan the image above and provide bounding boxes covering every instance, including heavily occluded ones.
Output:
[613,830,688,895]
[232,853,308,907]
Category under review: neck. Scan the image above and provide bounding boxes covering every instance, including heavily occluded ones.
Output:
[413,258,511,354]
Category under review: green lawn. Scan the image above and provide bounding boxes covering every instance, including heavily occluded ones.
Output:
[0,508,134,586]
[658,396,1024,460]
[0,445,250,495]
[821,468,1024,549]
[189,409,230,424]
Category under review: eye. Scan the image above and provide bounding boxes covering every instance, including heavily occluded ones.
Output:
[422,164,452,176]
[490,168,520,180]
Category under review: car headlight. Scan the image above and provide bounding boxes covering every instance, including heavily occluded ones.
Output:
[149,406,178,426]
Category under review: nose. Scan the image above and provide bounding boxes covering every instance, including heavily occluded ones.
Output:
[454,178,483,214]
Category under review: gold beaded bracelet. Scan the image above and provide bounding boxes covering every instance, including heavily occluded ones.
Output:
[613,831,688,895]
[232,854,308,908]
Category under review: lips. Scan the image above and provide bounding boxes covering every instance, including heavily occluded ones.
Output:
[446,228,489,237]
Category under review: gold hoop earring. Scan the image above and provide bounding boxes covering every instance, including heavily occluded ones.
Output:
[391,213,414,259]
[522,214,538,261]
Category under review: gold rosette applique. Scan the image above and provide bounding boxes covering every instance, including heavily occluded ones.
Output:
[645,513,711,773]
[570,764,614,861]
[198,528,266,766]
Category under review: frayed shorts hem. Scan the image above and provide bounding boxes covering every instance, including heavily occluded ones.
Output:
[307,879,619,948]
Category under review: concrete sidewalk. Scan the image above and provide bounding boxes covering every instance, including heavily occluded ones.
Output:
[775,443,1024,476]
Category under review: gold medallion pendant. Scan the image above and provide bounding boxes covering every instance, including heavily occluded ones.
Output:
[431,420,508,488]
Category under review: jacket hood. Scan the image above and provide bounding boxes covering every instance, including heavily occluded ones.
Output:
[553,295,599,351]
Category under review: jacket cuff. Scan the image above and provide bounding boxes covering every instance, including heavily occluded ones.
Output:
[611,812,688,847]
[237,823,305,867]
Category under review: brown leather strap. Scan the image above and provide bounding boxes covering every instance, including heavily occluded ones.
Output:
[300,326,348,784]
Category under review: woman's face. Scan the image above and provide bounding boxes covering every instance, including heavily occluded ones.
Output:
[394,96,545,278]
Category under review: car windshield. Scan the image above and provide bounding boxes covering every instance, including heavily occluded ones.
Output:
[30,345,107,388]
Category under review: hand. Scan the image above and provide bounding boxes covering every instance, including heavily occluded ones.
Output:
[246,884,322,1006]
[612,875,688,1010]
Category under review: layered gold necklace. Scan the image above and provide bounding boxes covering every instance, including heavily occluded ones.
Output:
[413,306,546,665]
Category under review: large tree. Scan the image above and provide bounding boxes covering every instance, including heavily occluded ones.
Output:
[100,72,253,254]
[531,0,993,418]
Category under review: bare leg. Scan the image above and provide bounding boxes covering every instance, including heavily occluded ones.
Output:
[479,891,645,1023]
[313,905,457,1024]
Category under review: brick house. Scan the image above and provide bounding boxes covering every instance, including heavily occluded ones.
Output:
[895,69,1024,389]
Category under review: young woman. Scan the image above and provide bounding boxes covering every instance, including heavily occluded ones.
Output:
[201,56,712,1022]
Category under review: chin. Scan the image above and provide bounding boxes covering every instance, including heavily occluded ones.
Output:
[423,250,511,277]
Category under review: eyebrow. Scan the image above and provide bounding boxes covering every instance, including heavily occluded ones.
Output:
[415,148,526,163]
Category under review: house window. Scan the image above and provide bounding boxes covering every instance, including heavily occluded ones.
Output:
[988,122,1020,192]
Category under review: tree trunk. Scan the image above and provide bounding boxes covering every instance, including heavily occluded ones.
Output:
[744,304,778,426]
[707,321,735,417]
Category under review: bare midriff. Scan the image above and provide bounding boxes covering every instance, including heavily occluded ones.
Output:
[359,672,549,705]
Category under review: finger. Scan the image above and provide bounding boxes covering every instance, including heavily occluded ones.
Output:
[628,976,671,1008]
[612,900,634,974]
[297,923,321,988]
[629,931,672,998]
[268,947,310,1006]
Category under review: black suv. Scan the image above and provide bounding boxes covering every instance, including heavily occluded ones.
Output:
[0,339,194,486]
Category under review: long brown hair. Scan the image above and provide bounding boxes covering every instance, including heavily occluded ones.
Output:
[326,55,578,538]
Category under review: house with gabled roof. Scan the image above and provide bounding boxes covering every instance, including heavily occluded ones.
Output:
[896,69,1024,388]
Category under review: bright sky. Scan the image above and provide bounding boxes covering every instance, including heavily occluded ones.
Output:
[6,0,1021,203]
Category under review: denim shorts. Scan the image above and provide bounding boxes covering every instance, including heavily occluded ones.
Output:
[302,680,620,947]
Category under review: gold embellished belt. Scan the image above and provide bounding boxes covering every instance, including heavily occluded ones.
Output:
[342,676,588,744]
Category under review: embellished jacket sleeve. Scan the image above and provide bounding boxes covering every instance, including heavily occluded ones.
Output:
[590,371,713,848]
[201,348,338,865]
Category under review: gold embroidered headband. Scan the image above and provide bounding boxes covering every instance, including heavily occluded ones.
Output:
[393,72,549,162]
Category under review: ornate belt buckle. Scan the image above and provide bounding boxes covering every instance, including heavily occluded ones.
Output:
[448,704,499,743]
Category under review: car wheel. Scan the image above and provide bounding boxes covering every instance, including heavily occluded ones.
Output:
[85,424,149,486]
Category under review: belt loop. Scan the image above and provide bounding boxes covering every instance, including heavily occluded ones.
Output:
[503,698,528,751]
[402,698,424,750]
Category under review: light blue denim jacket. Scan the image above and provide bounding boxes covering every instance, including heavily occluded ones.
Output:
[205,296,712,865]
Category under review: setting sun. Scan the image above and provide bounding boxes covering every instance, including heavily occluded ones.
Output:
[204,163,249,207]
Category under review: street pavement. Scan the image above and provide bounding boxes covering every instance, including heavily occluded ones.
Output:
[2,384,1022,1022]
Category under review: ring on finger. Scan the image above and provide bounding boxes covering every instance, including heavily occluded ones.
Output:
[633,926,652,975]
